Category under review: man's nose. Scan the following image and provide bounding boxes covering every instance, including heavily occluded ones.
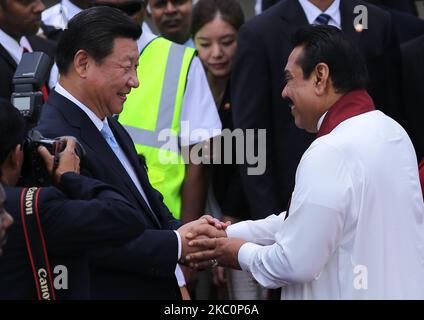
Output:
[165,1,177,13]
[281,85,288,99]
[129,69,140,88]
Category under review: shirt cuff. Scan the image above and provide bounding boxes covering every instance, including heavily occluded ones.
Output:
[238,242,263,272]
[174,230,182,261]
[175,264,186,287]
[226,222,247,239]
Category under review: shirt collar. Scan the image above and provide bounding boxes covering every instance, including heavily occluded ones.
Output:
[61,0,82,24]
[0,28,25,64]
[317,111,328,131]
[298,0,341,28]
[137,30,158,53]
[183,38,195,48]
[55,82,105,132]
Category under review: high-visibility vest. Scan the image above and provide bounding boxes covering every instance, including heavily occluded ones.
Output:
[118,37,196,220]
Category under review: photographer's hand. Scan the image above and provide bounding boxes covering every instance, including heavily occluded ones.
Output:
[38,137,80,185]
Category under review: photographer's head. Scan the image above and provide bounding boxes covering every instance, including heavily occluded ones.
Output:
[56,6,141,120]
[281,25,369,133]
[0,0,45,41]
[0,98,26,186]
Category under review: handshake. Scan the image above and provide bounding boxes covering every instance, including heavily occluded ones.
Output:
[177,216,246,270]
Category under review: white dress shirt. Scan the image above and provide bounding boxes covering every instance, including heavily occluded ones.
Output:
[42,1,152,37]
[298,0,341,28]
[42,0,81,30]
[227,111,424,299]
[137,31,222,147]
[0,28,59,90]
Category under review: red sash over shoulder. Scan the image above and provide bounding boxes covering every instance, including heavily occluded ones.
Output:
[317,90,375,138]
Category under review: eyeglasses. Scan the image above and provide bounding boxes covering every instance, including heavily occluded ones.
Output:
[95,1,145,16]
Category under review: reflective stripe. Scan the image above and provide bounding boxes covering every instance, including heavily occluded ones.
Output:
[124,125,179,153]
[123,42,187,153]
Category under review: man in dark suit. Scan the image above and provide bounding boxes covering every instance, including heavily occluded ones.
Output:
[37,6,225,299]
[231,0,402,220]
[0,99,146,299]
[0,0,57,100]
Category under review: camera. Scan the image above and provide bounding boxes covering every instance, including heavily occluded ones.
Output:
[11,52,85,186]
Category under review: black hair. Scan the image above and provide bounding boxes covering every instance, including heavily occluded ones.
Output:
[56,6,142,75]
[0,98,26,171]
[191,0,245,37]
[291,25,369,93]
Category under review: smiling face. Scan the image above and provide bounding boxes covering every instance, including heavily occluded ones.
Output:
[85,37,140,118]
[0,0,45,39]
[194,15,237,79]
[282,46,322,133]
[150,0,192,44]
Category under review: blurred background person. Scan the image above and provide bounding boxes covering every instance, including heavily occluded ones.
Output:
[149,0,194,47]
[41,0,93,42]
[192,0,265,300]
[42,0,93,30]
[41,0,153,42]
[0,0,57,100]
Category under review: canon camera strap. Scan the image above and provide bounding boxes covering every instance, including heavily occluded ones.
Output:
[20,187,56,300]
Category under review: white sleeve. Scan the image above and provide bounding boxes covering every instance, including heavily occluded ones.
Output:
[237,143,351,288]
[226,212,286,246]
[180,57,222,146]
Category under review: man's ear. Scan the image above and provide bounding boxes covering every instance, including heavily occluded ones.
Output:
[73,50,90,78]
[314,63,330,95]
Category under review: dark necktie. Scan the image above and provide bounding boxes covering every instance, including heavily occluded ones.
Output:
[315,13,332,25]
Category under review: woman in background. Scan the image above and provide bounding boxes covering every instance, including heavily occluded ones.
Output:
[192,0,265,300]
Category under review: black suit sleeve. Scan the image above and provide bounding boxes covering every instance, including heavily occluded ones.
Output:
[88,229,179,278]
[231,23,282,219]
[38,172,145,253]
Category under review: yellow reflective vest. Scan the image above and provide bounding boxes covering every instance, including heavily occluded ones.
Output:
[118,37,196,220]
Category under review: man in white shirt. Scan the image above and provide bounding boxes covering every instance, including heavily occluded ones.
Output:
[186,25,424,299]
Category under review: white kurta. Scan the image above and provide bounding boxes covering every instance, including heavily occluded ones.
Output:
[227,110,424,299]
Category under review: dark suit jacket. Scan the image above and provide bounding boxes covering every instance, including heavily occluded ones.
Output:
[231,0,402,219]
[0,35,56,100]
[401,34,424,160]
[36,91,182,299]
[0,173,144,300]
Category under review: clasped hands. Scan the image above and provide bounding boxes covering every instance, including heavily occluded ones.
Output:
[177,216,246,270]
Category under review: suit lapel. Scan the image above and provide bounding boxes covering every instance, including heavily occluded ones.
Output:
[108,119,162,227]
[48,92,162,228]
[0,44,17,70]
[279,0,309,40]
